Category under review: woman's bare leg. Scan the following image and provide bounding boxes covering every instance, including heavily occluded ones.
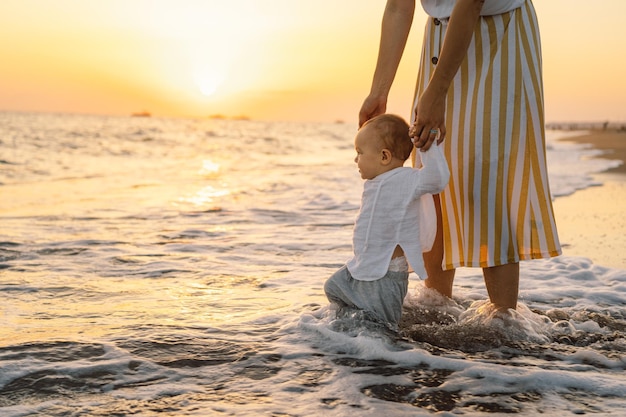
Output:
[424,195,455,297]
[483,262,519,311]
[424,195,519,311]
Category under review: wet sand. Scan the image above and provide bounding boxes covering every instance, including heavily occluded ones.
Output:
[558,130,626,174]
[553,130,626,269]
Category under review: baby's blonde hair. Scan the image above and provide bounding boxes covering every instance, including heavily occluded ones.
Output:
[362,114,413,161]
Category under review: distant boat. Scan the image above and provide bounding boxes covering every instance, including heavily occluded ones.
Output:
[131,111,151,117]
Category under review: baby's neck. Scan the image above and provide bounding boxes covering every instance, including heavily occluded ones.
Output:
[383,159,406,173]
[370,164,404,180]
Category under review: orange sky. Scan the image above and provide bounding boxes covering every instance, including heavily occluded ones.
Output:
[1,0,625,123]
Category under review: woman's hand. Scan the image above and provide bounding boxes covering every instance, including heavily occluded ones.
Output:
[359,94,387,127]
[411,85,447,150]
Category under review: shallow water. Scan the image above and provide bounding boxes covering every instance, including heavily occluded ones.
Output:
[1,112,624,416]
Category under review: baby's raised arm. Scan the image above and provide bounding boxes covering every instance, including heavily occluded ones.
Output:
[414,144,450,195]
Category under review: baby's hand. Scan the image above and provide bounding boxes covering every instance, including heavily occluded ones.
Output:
[408,123,418,139]
[409,124,419,147]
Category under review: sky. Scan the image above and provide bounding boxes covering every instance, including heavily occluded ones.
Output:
[0,0,625,124]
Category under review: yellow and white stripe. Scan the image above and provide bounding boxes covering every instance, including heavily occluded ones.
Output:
[413,0,561,269]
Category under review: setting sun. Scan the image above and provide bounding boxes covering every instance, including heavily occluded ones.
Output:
[194,69,225,97]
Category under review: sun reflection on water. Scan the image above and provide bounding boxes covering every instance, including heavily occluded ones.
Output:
[174,159,229,208]
[198,159,220,177]
[181,185,230,207]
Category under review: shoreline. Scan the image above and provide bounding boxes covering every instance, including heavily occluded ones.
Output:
[552,130,626,269]
[556,129,626,174]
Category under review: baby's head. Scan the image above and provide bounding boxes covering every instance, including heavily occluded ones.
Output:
[354,114,413,179]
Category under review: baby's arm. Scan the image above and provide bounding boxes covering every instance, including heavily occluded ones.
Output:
[414,144,450,195]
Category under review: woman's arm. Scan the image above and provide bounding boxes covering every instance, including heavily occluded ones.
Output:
[412,0,485,150]
[359,0,415,127]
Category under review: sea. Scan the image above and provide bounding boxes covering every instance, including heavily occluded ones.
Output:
[1,111,624,416]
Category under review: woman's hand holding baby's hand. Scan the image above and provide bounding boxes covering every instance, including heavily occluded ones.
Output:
[411,86,447,151]
[410,123,445,151]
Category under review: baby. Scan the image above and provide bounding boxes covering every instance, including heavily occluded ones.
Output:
[324,114,450,329]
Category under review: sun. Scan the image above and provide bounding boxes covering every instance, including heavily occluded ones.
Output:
[194,70,225,97]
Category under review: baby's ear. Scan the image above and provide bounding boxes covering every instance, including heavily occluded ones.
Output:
[381,148,393,164]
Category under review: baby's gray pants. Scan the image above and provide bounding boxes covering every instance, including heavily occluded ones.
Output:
[324,265,409,326]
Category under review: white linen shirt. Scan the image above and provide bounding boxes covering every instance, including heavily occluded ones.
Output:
[420,0,525,18]
[346,145,450,281]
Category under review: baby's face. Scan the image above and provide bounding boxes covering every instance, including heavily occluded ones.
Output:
[354,126,384,180]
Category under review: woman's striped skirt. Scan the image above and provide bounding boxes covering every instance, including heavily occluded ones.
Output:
[413,0,561,269]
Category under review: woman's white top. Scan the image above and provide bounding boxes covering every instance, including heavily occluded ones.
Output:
[420,0,526,18]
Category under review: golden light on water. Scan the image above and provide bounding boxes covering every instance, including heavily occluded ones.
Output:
[199,160,221,176]
[171,159,227,208]
[182,185,230,207]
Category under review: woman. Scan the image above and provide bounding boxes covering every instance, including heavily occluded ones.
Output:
[359,0,561,312]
